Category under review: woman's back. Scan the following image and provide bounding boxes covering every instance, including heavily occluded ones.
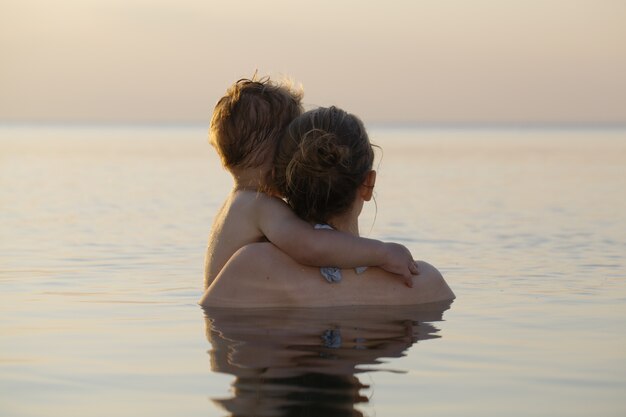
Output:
[200,242,454,308]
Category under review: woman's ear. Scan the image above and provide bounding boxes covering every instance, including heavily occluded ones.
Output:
[360,170,377,201]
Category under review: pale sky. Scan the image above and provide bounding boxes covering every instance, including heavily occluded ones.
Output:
[1,0,625,124]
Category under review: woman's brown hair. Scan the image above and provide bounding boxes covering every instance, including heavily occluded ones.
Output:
[274,106,374,224]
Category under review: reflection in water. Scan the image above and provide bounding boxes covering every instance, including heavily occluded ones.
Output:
[203,302,452,417]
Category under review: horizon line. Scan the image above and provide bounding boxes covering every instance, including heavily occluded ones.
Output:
[1,120,626,131]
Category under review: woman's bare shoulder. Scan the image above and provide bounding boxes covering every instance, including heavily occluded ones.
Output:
[333,260,454,306]
[199,243,311,308]
[412,261,455,302]
[199,244,455,308]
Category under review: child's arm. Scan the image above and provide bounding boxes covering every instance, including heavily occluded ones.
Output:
[256,196,418,286]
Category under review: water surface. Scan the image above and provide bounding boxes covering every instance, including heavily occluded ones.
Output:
[1,125,625,416]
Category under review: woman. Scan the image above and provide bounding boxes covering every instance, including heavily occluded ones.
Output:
[199,106,454,308]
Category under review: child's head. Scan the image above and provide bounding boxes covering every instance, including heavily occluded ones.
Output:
[274,106,375,224]
[209,77,303,173]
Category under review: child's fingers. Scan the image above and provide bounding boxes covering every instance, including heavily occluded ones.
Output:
[405,275,414,288]
[409,261,419,275]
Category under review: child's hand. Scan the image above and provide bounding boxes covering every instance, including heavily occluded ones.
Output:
[380,242,419,287]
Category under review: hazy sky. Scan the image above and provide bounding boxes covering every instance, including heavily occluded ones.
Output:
[1,0,625,124]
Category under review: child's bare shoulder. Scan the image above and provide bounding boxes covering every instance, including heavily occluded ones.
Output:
[237,191,297,228]
[253,191,292,212]
[229,190,289,213]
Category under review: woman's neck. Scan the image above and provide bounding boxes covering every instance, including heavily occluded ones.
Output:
[327,211,360,236]
[327,198,364,236]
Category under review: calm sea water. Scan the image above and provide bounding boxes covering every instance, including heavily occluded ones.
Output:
[1,125,625,416]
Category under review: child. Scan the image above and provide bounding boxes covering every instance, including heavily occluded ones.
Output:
[204,76,418,289]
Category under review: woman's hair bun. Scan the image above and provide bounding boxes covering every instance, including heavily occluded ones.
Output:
[293,129,350,173]
[273,106,374,223]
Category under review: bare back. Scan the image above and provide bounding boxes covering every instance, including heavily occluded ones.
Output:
[204,190,269,288]
[200,242,455,308]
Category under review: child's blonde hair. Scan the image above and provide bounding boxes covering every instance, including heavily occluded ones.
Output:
[209,76,303,171]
